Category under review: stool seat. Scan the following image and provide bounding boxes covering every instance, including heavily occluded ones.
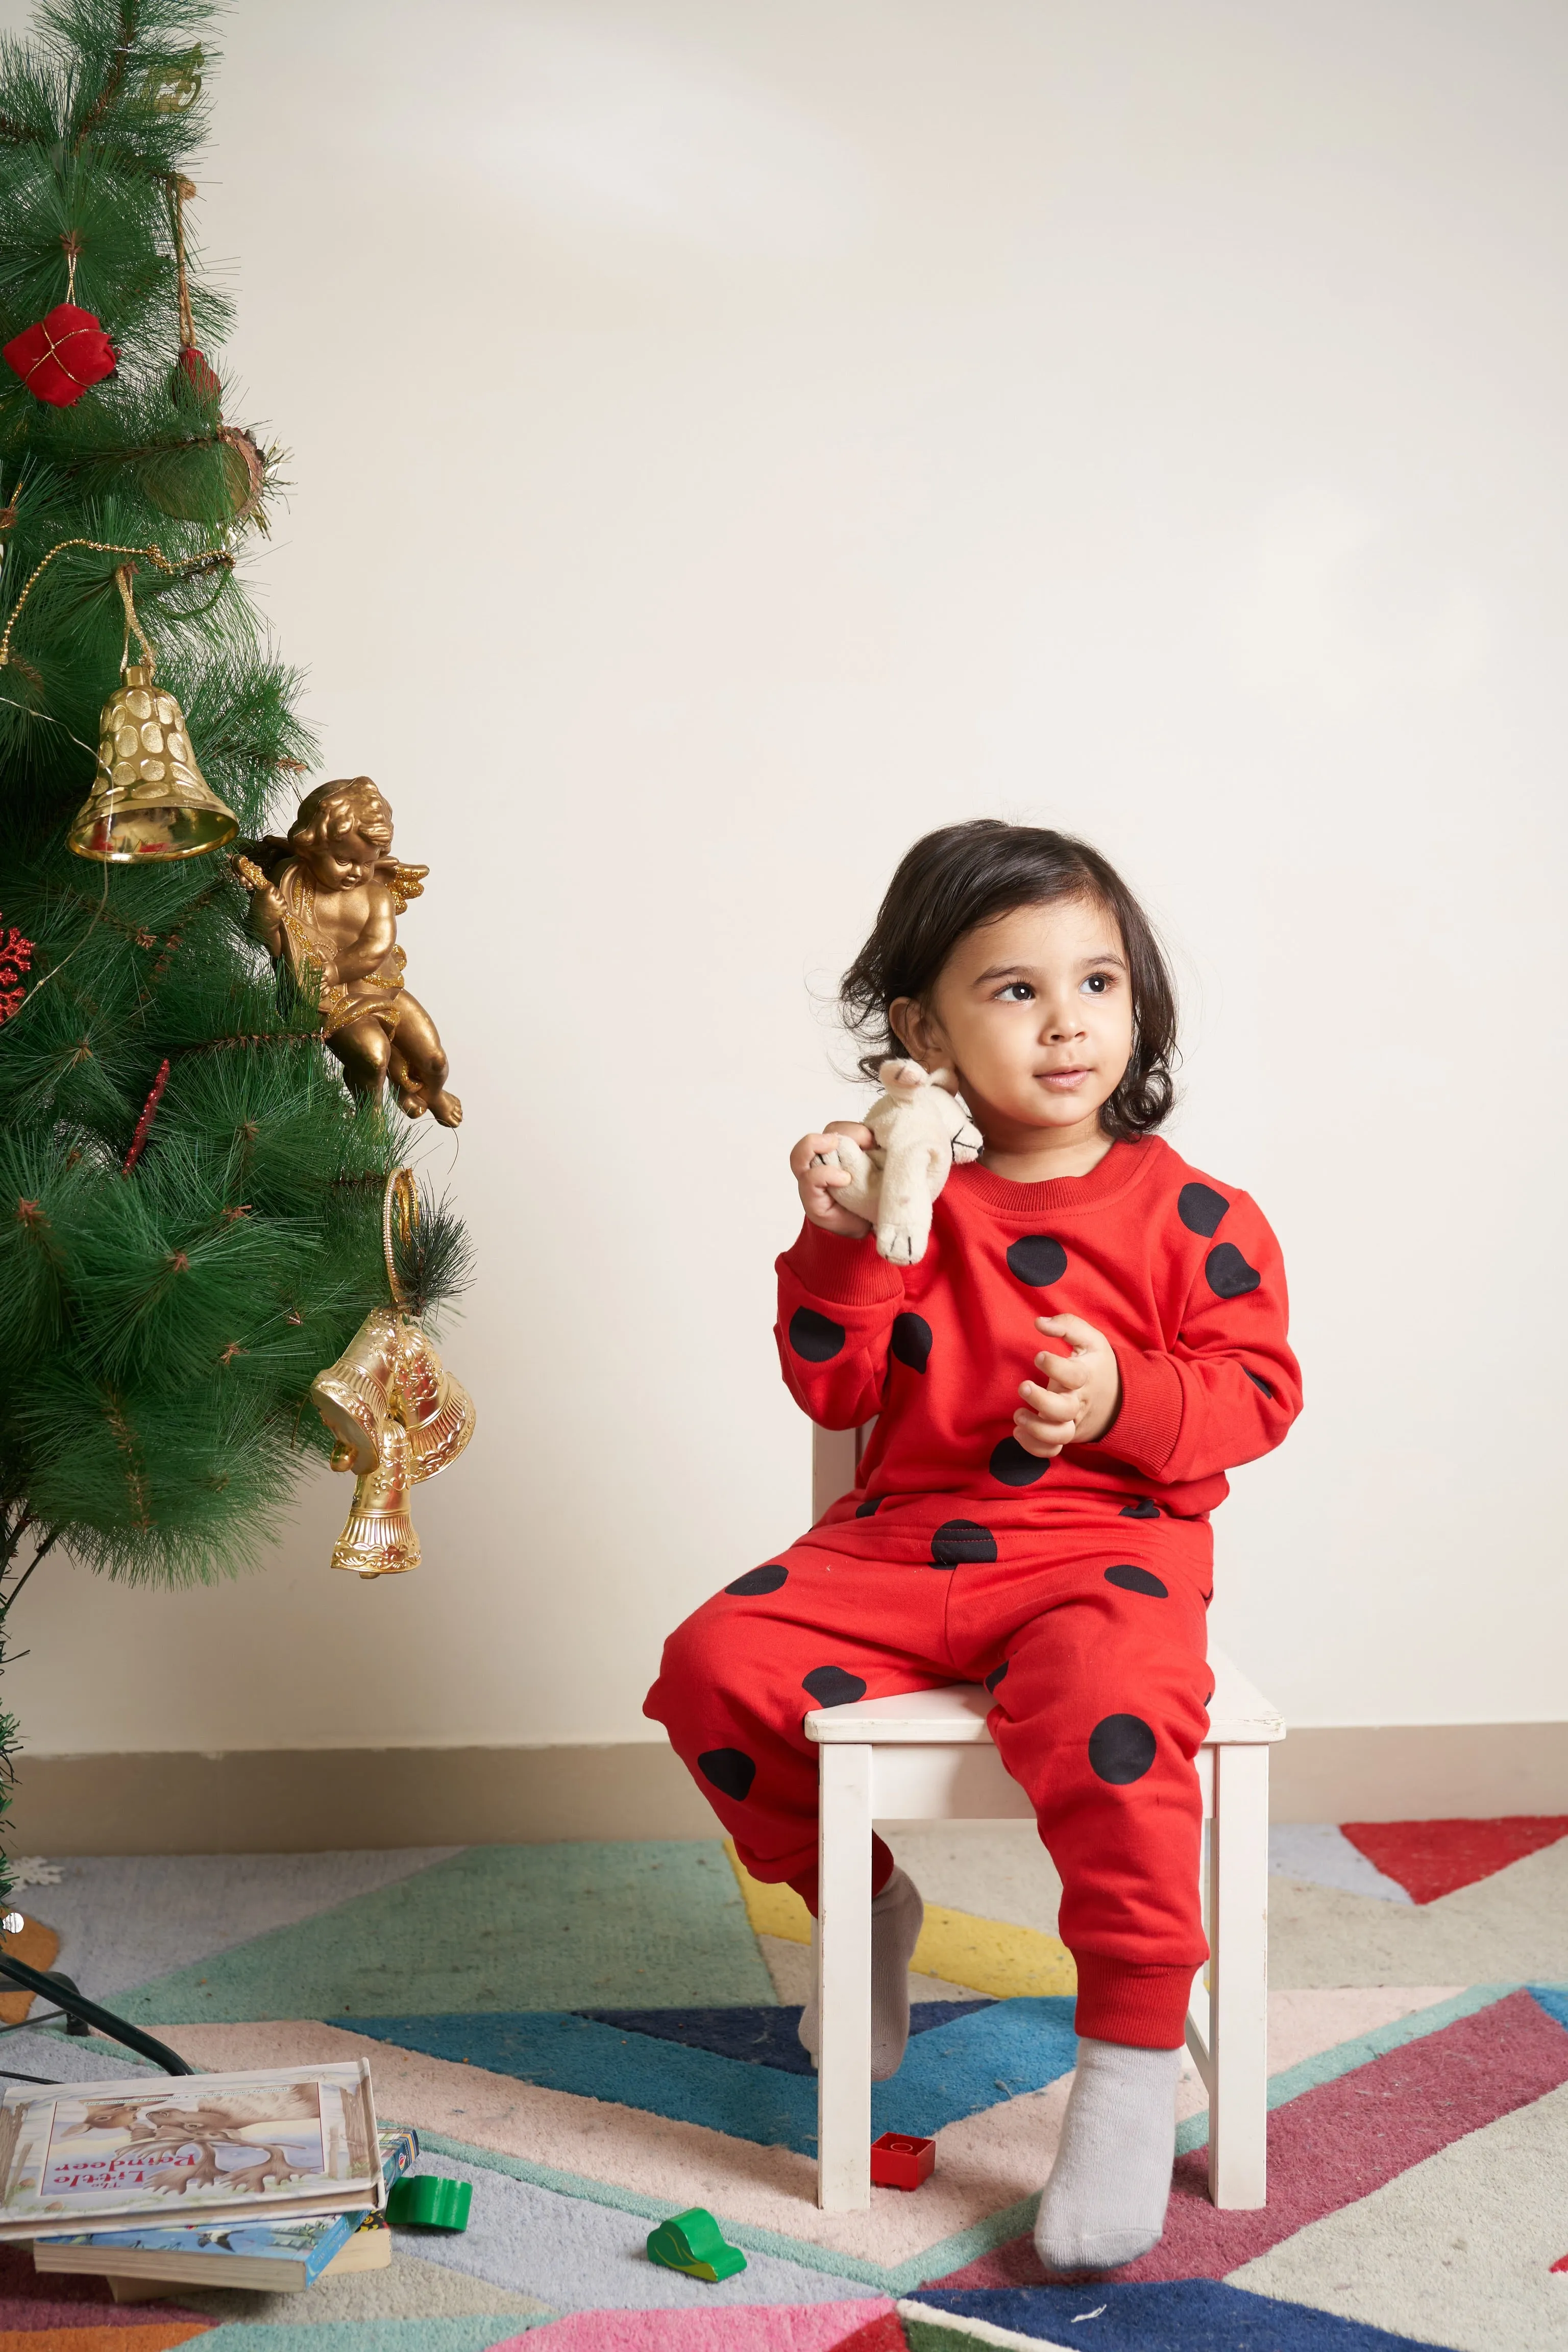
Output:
[806,1648,1284,1750]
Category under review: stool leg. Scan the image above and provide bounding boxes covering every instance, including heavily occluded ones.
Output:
[1208,1741,1269,2209]
[1184,1798,1213,2088]
[817,1742,872,2212]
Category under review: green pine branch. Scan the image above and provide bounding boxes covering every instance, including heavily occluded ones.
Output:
[0,1,472,1623]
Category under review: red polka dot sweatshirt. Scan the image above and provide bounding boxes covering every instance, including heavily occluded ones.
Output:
[775,1135,1301,1545]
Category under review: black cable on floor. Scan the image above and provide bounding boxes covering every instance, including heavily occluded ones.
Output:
[0,1954,192,2074]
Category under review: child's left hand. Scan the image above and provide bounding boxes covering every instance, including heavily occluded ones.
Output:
[1014,1314,1122,1455]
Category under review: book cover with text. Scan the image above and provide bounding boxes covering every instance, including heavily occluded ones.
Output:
[0,2063,380,2241]
[34,2121,418,2290]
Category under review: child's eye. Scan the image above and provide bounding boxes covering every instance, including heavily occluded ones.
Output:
[1082,972,1114,996]
[995,982,1034,1002]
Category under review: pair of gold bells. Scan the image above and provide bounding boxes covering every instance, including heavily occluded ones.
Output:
[308,1174,475,1578]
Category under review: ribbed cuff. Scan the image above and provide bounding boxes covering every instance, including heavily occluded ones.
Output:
[1072,1954,1196,2048]
[781,1220,904,1307]
[1100,1350,1184,1479]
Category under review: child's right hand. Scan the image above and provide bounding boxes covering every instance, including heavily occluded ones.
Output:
[791,1125,874,1238]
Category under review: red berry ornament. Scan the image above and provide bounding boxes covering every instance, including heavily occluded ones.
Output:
[4,303,116,407]
[0,918,34,1025]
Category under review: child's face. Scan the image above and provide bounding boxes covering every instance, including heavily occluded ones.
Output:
[893,896,1134,1143]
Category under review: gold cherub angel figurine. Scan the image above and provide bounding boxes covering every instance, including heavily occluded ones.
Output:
[239,776,461,1126]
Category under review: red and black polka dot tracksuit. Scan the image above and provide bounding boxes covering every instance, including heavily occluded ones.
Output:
[646,1138,1302,2048]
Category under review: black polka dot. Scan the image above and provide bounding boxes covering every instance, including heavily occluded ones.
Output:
[725,1564,788,1596]
[984,1660,1009,1693]
[1204,1688,1215,1708]
[1104,1563,1168,1599]
[1087,1714,1158,1784]
[1206,1243,1261,1300]
[699,1747,756,1802]
[930,1520,997,1568]
[789,1306,845,1361]
[1178,1182,1230,1237]
[989,1435,1050,1487]
[802,1664,868,1708]
[854,1496,883,1518]
[890,1312,933,1374]
[1244,1366,1273,1398]
[1119,1498,1161,1519]
[1006,1235,1068,1287]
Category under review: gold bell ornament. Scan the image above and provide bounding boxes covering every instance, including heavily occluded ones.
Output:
[0,540,239,863]
[327,1415,421,1580]
[68,567,238,861]
[393,1317,476,1482]
[309,1170,476,1578]
[310,1307,401,1478]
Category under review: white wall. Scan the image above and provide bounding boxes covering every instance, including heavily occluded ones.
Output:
[11,0,1567,1753]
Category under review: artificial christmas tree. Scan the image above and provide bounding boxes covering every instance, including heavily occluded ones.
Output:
[0,0,471,1898]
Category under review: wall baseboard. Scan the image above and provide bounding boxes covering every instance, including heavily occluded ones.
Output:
[8,1744,725,1855]
[10,1722,1568,1854]
[1268,1721,1568,1825]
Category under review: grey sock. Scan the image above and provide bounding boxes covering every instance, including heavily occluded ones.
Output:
[1033,2036,1181,2270]
[797,1865,925,2081]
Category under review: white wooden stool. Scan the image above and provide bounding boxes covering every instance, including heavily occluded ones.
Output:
[805,1427,1283,2215]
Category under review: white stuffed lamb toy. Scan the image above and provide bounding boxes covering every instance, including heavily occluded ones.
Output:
[818,1059,983,1265]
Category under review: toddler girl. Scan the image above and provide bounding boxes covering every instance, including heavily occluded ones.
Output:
[646,819,1301,2269]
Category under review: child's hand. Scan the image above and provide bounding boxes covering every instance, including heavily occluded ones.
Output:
[791,1125,875,1238]
[1014,1313,1122,1454]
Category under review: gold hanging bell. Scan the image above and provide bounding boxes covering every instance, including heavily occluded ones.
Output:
[312,1171,476,1578]
[309,1305,474,1485]
[309,1308,402,1477]
[380,1170,476,1485]
[395,1321,476,1483]
[68,568,238,862]
[329,1415,421,1579]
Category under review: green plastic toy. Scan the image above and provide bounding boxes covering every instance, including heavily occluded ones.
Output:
[645,2206,747,2282]
[386,2175,473,2231]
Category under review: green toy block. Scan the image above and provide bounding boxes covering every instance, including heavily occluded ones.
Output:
[645,2206,747,2282]
[386,2174,473,2230]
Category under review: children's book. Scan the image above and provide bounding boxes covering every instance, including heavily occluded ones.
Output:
[0,2062,383,2243]
[99,2218,391,2302]
[32,2120,417,2292]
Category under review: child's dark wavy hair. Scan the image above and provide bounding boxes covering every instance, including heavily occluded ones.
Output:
[840,820,1178,1141]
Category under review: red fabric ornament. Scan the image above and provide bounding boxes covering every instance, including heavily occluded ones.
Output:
[173,343,222,405]
[3,303,117,407]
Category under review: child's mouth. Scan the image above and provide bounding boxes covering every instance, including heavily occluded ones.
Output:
[1038,1067,1089,1089]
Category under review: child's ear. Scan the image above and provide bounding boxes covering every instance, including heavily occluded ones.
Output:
[888,995,937,1063]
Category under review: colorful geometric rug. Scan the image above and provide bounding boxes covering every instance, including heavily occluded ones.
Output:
[1,1815,1563,2350]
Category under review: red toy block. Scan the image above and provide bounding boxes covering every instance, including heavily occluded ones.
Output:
[869,2130,935,2189]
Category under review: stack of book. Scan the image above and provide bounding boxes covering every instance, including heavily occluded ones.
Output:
[0,2060,418,2298]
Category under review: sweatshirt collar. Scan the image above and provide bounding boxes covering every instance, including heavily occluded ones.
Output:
[955,1138,1158,1220]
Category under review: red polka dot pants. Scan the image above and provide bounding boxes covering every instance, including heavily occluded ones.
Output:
[645,1506,1213,2049]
